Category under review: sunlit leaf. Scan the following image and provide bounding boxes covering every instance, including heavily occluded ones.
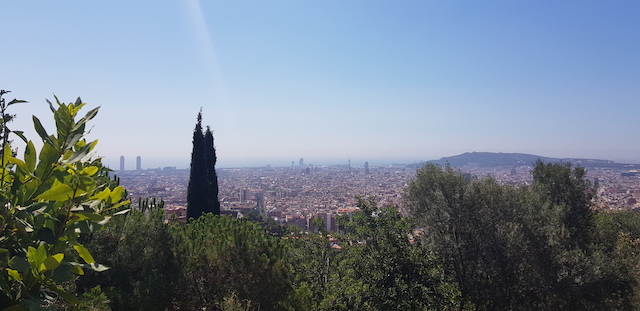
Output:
[62,141,94,164]
[36,184,74,201]
[27,245,47,269]
[2,143,12,166]
[81,166,99,176]
[112,208,131,216]
[110,185,125,202]
[39,253,64,272]
[72,106,99,133]
[109,200,131,211]
[73,244,95,264]
[8,157,27,173]
[90,187,111,201]
[6,268,22,281]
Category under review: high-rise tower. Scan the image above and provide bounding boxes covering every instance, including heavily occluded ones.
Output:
[365,161,370,175]
[119,156,125,171]
[136,156,142,170]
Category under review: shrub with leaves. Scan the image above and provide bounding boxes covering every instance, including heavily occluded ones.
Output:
[0,92,129,309]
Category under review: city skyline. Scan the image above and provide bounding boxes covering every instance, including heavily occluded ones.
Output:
[2,1,639,169]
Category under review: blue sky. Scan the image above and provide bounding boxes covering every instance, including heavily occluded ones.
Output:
[2,1,639,168]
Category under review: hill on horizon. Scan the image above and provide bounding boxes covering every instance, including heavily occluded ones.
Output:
[411,152,639,169]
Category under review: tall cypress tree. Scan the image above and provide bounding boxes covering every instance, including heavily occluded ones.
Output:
[205,126,221,215]
[186,111,211,219]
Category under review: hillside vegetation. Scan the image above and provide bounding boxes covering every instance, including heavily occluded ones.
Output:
[1,92,640,310]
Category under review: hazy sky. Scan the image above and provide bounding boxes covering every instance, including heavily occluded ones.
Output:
[2,1,639,168]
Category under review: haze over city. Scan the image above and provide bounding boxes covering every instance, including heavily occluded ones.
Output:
[2,1,639,169]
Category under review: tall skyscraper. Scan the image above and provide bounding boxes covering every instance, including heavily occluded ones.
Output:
[119,156,125,171]
[136,156,142,170]
[299,158,304,166]
[365,161,370,175]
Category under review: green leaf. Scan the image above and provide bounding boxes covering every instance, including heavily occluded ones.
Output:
[70,264,84,276]
[109,200,131,211]
[2,143,12,166]
[8,256,29,273]
[81,166,99,176]
[39,253,64,272]
[73,244,95,264]
[72,212,105,222]
[53,104,73,142]
[62,140,95,164]
[36,183,74,201]
[37,227,57,244]
[6,268,22,281]
[27,245,47,270]
[72,106,99,133]
[76,220,94,234]
[110,185,125,202]
[50,263,74,283]
[24,202,49,214]
[90,187,111,201]
[32,115,53,146]
[63,133,83,151]
[7,98,27,107]
[46,97,56,113]
[24,141,36,172]
[12,130,28,144]
[70,98,86,115]
[8,157,27,173]
[35,140,58,178]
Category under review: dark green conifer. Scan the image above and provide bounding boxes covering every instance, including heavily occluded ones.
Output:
[186,111,211,219]
[205,126,221,215]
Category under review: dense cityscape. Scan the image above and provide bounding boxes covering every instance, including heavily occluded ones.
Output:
[115,155,640,231]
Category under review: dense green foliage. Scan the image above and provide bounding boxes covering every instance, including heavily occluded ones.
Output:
[62,162,640,310]
[0,92,129,309]
[186,112,220,219]
[78,206,176,310]
[4,90,640,310]
[405,163,640,310]
[205,126,221,215]
[186,111,210,219]
[321,198,457,310]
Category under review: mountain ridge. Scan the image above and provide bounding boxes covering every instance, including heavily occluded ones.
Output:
[411,152,639,169]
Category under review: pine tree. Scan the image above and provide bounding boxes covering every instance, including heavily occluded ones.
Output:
[186,111,211,219]
[205,126,221,215]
